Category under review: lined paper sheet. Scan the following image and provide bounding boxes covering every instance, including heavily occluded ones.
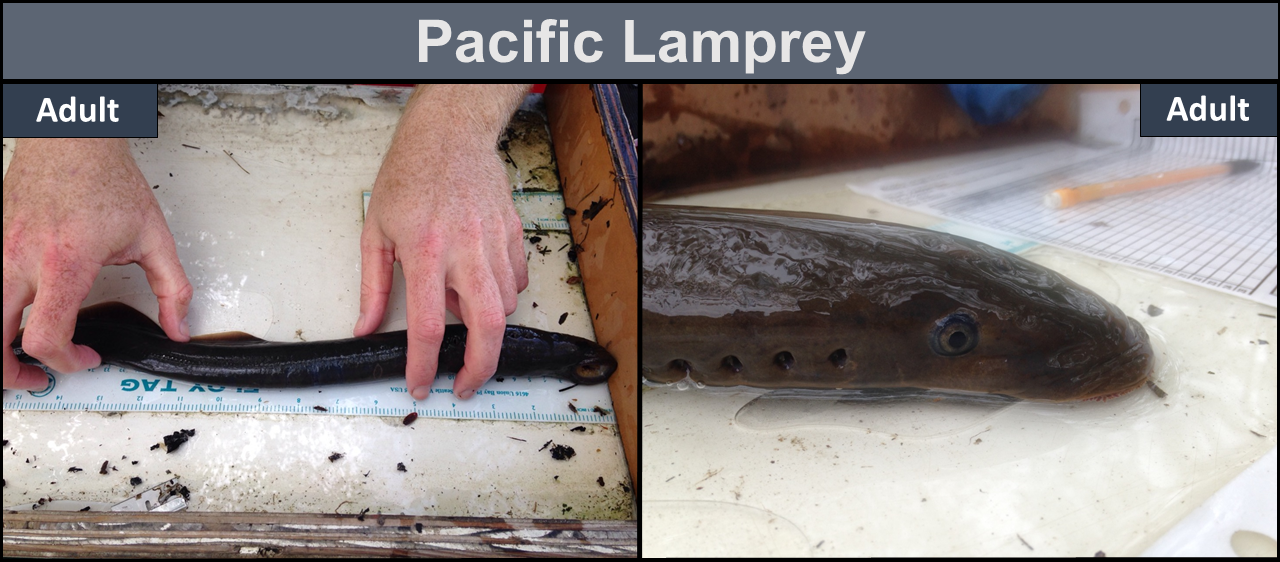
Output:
[850,137,1278,307]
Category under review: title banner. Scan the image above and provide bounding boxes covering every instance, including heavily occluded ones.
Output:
[4,4,1276,79]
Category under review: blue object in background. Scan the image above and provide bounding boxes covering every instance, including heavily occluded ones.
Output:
[947,84,1048,126]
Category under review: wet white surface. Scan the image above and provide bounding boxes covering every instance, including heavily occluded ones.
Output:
[2,85,631,519]
[642,170,1276,556]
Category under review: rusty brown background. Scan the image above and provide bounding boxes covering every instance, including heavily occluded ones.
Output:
[642,84,1078,201]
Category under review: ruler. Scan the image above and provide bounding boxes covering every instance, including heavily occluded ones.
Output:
[4,366,616,423]
[514,191,572,231]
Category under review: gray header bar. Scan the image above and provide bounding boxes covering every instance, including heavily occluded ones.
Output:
[4,4,1276,79]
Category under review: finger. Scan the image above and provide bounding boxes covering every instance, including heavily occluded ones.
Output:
[403,256,447,401]
[138,226,193,341]
[485,221,519,316]
[355,229,395,336]
[490,244,518,316]
[2,268,35,348]
[508,212,530,293]
[489,212,523,316]
[445,288,461,320]
[3,275,46,390]
[23,258,101,373]
[5,356,50,391]
[451,267,508,399]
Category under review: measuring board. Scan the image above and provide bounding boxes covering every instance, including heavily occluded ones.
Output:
[3,187,612,423]
[849,137,1278,307]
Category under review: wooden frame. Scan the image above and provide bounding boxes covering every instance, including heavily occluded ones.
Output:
[545,84,639,496]
[2,511,636,557]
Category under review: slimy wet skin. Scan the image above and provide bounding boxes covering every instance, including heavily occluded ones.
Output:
[642,205,1152,402]
[13,303,616,387]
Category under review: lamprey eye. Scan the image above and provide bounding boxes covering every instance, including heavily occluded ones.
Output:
[576,362,604,378]
[930,312,979,356]
[573,355,617,385]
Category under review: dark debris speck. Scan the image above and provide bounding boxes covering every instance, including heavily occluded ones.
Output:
[582,197,612,220]
[161,429,196,453]
[550,444,576,461]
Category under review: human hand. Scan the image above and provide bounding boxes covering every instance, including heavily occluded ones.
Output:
[3,138,193,390]
[356,85,530,401]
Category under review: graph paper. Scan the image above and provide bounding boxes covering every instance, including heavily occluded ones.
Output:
[850,136,1278,307]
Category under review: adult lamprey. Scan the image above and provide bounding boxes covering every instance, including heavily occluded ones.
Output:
[14,303,616,387]
[642,205,1152,402]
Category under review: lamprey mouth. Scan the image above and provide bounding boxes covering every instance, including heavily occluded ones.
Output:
[1072,318,1154,402]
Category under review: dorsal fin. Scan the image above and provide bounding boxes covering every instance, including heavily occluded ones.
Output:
[76,302,165,335]
[75,303,268,343]
[190,331,267,344]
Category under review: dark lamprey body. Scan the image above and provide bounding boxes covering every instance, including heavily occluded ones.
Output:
[642,205,1152,402]
[14,303,616,387]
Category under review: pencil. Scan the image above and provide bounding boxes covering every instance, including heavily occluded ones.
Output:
[1044,160,1260,209]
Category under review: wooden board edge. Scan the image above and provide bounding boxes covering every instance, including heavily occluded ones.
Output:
[545,84,639,498]
[3,510,637,557]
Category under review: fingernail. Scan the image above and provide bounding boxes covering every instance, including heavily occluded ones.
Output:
[411,386,429,400]
[179,317,190,339]
[355,312,365,333]
[458,389,475,400]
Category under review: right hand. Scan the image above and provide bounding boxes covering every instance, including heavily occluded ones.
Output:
[355,85,530,402]
[3,138,193,390]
